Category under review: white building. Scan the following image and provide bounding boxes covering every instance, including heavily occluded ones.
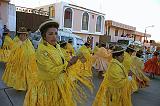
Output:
[35,1,105,48]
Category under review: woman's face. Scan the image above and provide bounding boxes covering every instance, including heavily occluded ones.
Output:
[45,28,58,46]
[117,53,124,63]
[19,33,28,42]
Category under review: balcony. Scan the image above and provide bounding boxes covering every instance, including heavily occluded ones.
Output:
[111,36,134,42]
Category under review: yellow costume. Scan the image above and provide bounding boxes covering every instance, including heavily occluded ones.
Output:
[123,52,138,92]
[61,46,93,103]
[24,42,87,106]
[78,45,93,76]
[61,47,71,61]
[93,47,112,71]
[0,36,14,62]
[67,59,93,103]
[2,38,37,91]
[93,59,132,106]
[131,56,150,88]
[66,43,75,57]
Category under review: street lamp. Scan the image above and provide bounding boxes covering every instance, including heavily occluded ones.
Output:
[144,25,154,41]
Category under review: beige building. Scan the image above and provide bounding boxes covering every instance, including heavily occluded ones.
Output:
[35,2,105,48]
[104,20,151,43]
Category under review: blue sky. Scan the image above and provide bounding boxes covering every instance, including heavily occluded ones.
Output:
[10,0,160,42]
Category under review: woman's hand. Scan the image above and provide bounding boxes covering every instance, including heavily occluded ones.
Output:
[67,56,78,67]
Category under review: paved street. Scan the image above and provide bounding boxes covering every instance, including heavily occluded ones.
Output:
[0,62,160,106]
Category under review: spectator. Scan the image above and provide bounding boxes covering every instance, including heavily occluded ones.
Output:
[1,25,9,44]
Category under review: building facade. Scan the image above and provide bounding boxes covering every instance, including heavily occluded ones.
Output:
[35,2,105,48]
[105,20,136,42]
[104,20,151,43]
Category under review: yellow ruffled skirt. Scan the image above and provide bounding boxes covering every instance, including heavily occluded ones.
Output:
[66,60,93,103]
[92,79,132,106]
[24,73,78,106]
[130,76,138,92]
[2,47,37,91]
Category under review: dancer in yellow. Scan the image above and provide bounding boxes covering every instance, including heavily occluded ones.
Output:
[24,19,93,106]
[132,50,150,88]
[66,39,75,57]
[2,27,37,91]
[60,40,93,103]
[93,46,132,106]
[123,45,138,92]
[78,42,93,76]
[0,29,14,62]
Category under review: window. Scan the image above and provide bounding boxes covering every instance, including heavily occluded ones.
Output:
[96,16,102,32]
[82,12,89,30]
[64,8,72,28]
[49,6,55,17]
[115,29,118,36]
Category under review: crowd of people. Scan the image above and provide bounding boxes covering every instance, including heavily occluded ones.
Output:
[0,19,159,106]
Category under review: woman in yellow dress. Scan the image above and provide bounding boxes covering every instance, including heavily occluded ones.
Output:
[78,42,93,76]
[123,45,138,92]
[0,29,14,62]
[24,19,92,106]
[93,46,132,106]
[132,50,150,88]
[2,27,38,91]
[66,39,75,57]
[60,40,93,103]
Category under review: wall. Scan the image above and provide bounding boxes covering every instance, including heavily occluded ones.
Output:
[0,1,9,26]
[72,8,82,32]
[16,12,49,32]
[8,4,16,31]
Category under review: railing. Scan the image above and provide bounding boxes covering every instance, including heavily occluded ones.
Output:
[111,36,134,42]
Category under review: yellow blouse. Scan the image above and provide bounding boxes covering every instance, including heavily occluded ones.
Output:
[36,42,68,81]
